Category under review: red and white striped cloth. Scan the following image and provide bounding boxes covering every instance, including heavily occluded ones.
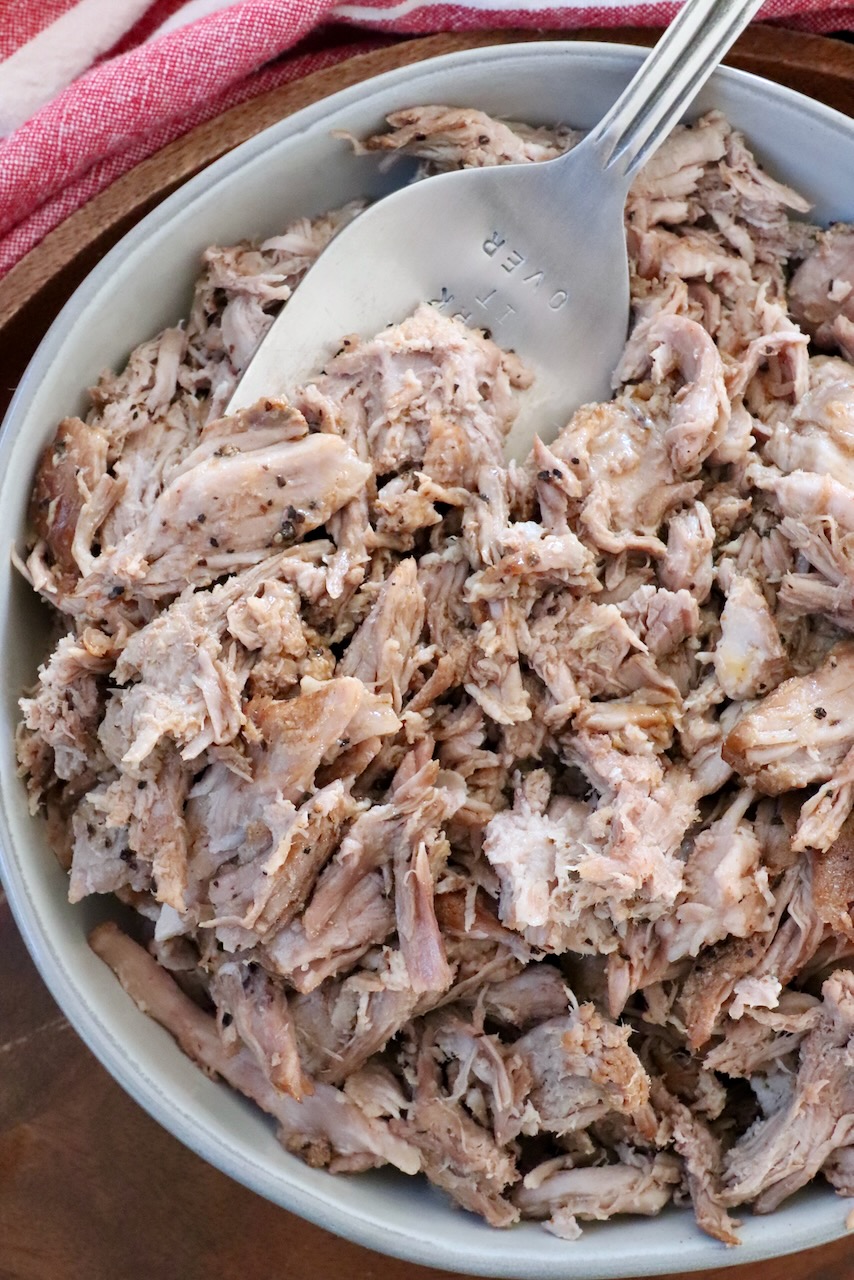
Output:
[0,0,849,279]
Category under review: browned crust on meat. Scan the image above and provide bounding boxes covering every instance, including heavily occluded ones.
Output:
[811,814,854,939]
[28,416,108,585]
[680,934,767,1050]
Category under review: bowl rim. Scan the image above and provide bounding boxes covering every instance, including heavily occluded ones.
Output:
[2,38,854,1279]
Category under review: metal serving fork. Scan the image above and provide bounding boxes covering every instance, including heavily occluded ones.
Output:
[228,0,764,457]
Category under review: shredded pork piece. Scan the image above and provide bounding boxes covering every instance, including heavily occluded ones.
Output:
[724,643,854,849]
[721,970,854,1212]
[712,572,789,700]
[515,1005,654,1137]
[352,105,578,169]
[651,1080,741,1245]
[514,1153,682,1238]
[790,225,854,352]
[90,922,420,1172]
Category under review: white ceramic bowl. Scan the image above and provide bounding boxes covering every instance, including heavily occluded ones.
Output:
[2,41,854,1279]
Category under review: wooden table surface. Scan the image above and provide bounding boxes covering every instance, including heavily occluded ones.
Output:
[3,27,854,1280]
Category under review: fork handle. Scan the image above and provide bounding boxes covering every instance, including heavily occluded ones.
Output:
[586,0,766,181]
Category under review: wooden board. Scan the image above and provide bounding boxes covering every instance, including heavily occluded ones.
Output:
[2,27,854,1280]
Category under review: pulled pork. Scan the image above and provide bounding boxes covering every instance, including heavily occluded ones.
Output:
[18,104,854,1243]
